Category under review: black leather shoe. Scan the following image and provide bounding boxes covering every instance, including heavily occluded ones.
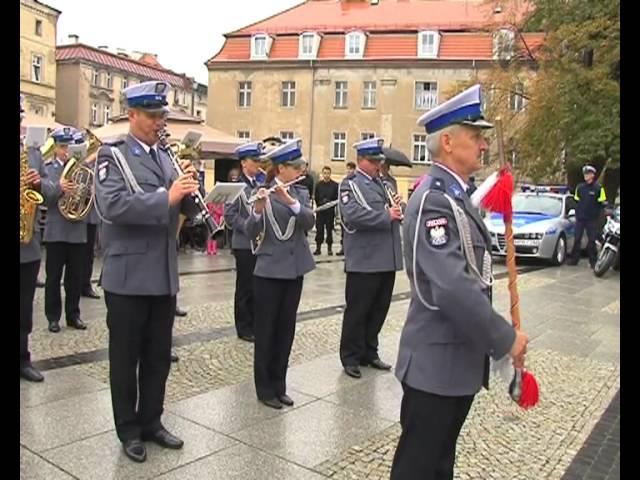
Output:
[20,364,44,382]
[171,350,179,362]
[67,318,87,330]
[122,439,146,463]
[175,306,187,317]
[278,394,294,406]
[336,250,344,256]
[364,358,392,371]
[238,334,255,343]
[344,366,362,379]
[260,397,283,410]
[48,321,60,333]
[142,428,184,450]
[81,287,101,299]
[327,249,333,256]
[313,249,321,256]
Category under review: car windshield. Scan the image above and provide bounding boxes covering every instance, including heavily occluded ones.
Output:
[512,194,563,217]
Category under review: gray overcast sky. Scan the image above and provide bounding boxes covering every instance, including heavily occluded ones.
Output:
[46,0,303,84]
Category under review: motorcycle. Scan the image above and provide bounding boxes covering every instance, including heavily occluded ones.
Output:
[594,206,620,277]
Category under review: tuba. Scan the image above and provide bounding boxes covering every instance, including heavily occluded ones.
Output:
[20,142,44,244]
[57,130,101,221]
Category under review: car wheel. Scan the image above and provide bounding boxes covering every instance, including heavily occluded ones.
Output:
[550,235,567,266]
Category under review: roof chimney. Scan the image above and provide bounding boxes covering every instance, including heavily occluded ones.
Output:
[68,34,79,44]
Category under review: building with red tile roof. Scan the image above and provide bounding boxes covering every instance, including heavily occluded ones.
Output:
[206,0,543,191]
[55,39,208,129]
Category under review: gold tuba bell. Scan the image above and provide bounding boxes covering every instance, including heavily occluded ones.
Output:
[57,130,101,221]
[20,143,44,244]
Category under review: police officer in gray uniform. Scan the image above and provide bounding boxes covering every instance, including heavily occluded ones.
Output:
[43,127,88,333]
[245,139,315,410]
[224,141,264,342]
[338,138,403,379]
[391,85,528,480]
[80,141,101,300]
[94,80,200,463]
[20,97,56,382]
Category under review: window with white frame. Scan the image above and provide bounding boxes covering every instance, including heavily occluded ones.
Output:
[493,28,515,60]
[238,81,252,108]
[281,81,296,107]
[32,104,45,116]
[299,32,316,58]
[415,81,438,110]
[361,132,376,141]
[122,77,128,89]
[91,103,98,125]
[103,104,111,124]
[251,34,270,59]
[92,69,99,86]
[418,31,440,58]
[35,19,43,36]
[335,81,348,108]
[196,109,202,118]
[237,130,251,140]
[345,31,365,58]
[280,131,295,141]
[332,132,347,161]
[106,72,112,89]
[31,55,43,83]
[362,81,376,109]
[412,134,429,164]
[509,82,526,112]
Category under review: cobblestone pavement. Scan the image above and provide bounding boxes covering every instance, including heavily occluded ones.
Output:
[21,255,619,480]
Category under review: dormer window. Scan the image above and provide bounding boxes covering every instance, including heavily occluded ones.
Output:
[418,31,440,59]
[345,31,366,59]
[299,32,320,59]
[251,34,273,60]
[493,28,515,60]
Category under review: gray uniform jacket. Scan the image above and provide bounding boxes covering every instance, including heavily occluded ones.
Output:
[338,170,403,273]
[245,182,316,280]
[223,174,255,251]
[20,147,57,264]
[395,164,516,397]
[43,158,87,244]
[94,134,199,296]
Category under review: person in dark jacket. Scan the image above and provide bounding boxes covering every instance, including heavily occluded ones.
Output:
[568,164,607,268]
[314,166,339,255]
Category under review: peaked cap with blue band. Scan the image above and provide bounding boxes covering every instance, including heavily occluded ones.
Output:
[51,126,75,145]
[73,131,86,144]
[417,84,493,134]
[234,141,263,160]
[261,138,305,166]
[123,80,170,113]
[582,164,596,175]
[353,137,385,159]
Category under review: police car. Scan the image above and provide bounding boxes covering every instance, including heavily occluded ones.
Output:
[484,185,588,265]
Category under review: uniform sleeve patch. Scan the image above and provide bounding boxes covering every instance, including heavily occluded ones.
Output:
[98,163,109,183]
[426,217,449,247]
[341,191,350,204]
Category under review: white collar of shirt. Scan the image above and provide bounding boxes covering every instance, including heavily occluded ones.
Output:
[55,158,64,167]
[131,134,158,156]
[435,163,468,192]
[356,167,372,181]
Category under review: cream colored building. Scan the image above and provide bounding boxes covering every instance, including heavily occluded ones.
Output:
[20,0,61,119]
[206,0,542,196]
[56,38,205,129]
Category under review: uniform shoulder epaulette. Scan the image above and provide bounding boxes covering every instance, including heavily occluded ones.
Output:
[103,139,125,147]
[429,176,446,192]
[44,159,53,165]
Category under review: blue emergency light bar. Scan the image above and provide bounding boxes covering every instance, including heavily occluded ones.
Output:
[520,185,570,194]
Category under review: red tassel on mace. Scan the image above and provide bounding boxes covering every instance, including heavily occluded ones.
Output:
[478,158,539,409]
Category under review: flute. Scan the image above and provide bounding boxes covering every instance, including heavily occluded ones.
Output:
[247,175,307,204]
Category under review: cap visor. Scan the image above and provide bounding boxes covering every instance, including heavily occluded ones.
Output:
[364,154,385,162]
[460,119,494,129]
[284,157,307,168]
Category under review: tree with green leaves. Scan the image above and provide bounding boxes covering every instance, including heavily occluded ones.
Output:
[449,0,619,202]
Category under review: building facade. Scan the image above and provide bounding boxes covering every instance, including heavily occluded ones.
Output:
[20,0,61,119]
[206,0,542,196]
[56,39,206,129]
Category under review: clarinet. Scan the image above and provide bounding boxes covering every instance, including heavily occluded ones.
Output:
[157,129,220,237]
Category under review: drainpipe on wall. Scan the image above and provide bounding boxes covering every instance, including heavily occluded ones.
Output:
[308,59,316,169]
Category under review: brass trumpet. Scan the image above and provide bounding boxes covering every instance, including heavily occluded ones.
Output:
[381,178,404,221]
